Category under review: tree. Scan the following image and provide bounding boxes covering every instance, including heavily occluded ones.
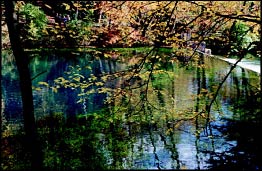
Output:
[3,0,43,169]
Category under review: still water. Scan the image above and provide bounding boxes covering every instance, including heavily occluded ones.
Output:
[1,49,261,170]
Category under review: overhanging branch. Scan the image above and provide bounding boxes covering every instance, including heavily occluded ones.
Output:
[215,13,260,24]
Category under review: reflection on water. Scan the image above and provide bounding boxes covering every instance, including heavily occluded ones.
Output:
[1,50,261,170]
[220,57,261,74]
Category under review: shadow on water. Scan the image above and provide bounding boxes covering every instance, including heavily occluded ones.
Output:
[1,49,261,170]
[208,67,262,170]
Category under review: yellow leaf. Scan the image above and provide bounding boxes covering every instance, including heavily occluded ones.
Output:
[44,4,52,9]
[62,3,70,10]
[73,3,82,8]
[77,99,84,103]
[73,77,80,82]
[51,87,58,93]
[38,82,49,87]
[34,87,42,91]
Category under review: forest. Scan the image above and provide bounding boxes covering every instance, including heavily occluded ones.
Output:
[1,1,261,170]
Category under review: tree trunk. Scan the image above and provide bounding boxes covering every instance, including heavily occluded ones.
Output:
[4,0,43,169]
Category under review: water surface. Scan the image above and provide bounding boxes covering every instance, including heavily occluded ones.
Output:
[1,49,261,170]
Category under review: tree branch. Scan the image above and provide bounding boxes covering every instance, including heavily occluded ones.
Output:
[215,13,260,24]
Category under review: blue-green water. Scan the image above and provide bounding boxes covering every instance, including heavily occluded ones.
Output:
[1,49,261,170]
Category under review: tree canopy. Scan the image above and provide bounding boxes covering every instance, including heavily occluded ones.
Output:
[2,1,260,55]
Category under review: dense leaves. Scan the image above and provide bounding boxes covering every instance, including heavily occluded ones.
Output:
[17,3,48,41]
[2,1,260,54]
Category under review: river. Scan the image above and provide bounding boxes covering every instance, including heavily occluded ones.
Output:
[1,49,261,170]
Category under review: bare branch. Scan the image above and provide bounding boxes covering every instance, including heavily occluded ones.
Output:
[215,13,260,24]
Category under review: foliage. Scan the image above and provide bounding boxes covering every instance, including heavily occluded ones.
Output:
[4,1,259,52]
[230,21,259,52]
[18,3,48,41]
[54,18,92,47]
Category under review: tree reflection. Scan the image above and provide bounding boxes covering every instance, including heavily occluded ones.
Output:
[206,64,262,170]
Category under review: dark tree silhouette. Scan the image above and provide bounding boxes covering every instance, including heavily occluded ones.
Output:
[4,0,43,169]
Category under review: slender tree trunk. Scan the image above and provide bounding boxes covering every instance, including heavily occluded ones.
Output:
[4,0,43,169]
[0,3,2,166]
